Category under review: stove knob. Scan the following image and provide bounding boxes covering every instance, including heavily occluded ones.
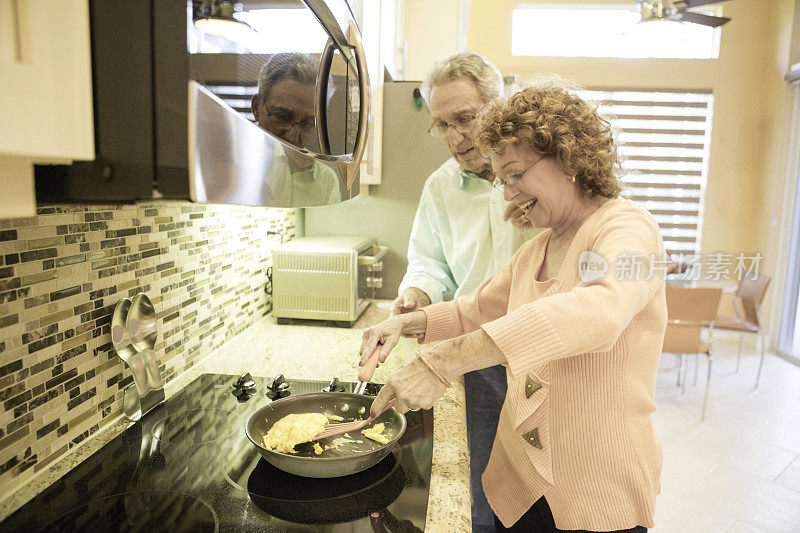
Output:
[322,378,341,392]
[362,382,382,396]
[268,374,286,391]
[231,372,257,401]
[231,387,255,402]
[267,386,291,400]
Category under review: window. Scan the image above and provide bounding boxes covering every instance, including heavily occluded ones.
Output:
[512,6,720,59]
[580,88,714,257]
[777,84,800,363]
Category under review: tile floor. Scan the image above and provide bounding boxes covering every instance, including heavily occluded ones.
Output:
[653,333,800,533]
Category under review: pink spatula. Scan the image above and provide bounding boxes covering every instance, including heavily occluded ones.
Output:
[312,398,395,441]
[312,347,394,441]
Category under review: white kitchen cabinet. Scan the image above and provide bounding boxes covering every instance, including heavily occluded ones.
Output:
[0,0,94,217]
[354,0,467,187]
[0,156,36,218]
[401,0,465,81]
[353,0,405,186]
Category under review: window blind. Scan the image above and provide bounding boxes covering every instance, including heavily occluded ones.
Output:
[580,88,714,257]
[205,83,258,122]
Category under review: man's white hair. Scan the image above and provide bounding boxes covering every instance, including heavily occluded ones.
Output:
[420,51,504,106]
[257,52,318,103]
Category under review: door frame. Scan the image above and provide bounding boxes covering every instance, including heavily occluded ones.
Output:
[774,79,800,364]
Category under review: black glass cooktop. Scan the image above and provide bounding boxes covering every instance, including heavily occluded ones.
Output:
[2,374,433,532]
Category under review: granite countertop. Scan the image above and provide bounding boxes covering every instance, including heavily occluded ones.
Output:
[0,301,471,532]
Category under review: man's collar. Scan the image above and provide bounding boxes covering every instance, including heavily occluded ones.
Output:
[459,167,495,187]
[275,143,317,177]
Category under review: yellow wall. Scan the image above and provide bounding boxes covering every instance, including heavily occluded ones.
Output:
[468,0,796,325]
[755,1,796,330]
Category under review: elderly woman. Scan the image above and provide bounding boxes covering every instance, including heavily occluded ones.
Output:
[359,84,667,533]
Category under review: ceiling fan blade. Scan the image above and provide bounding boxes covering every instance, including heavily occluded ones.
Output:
[680,0,731,8]
[679,11,731,27]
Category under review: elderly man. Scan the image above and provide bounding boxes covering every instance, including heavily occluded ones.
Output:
[251,52,340,206]
[392,51,538,531]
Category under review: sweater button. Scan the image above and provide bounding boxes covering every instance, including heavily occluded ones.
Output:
[525,375,542,398]
[523,428,542,449]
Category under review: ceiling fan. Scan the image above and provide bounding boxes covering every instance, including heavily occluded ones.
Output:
[637,0,732,28]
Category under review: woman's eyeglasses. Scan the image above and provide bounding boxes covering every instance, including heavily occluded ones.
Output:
[493,156,546,191]
[427,114,479,138]
[265,107,316,133]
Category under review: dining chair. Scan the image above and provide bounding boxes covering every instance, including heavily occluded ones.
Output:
[667,255,690,275]
[713,273,772,388]
[663,286,723,421]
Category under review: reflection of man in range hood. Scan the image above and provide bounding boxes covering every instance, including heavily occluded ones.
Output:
[251,53,340,207]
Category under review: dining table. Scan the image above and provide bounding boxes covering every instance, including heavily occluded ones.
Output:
[664,275,738,294]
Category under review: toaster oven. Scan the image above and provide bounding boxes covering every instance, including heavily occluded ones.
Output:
[272,235,387,326]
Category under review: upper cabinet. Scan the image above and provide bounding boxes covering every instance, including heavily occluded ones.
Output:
[351,0,404,186]
[0,0,93,160]
[351,0,466,187]
[0,0,94,218]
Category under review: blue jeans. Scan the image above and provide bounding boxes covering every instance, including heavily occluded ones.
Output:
[464,364,507,532]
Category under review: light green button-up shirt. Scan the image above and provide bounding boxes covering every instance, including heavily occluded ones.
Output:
[267,143,341,207]
[399,158,539,303]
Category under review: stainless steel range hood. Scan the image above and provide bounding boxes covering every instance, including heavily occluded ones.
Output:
[34,0,370,209]
[188,0,370,208]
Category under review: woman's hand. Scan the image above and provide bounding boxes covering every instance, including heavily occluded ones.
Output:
[369,351,447,416]
[368,329,506,417]
[359,311,427,369]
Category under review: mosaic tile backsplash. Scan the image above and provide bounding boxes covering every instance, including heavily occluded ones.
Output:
[0,202,296,495]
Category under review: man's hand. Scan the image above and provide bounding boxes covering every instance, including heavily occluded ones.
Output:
[391,287,431,317]
[503,202,533,230]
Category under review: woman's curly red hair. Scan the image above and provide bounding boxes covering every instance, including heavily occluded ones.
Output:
[476,85,622,199]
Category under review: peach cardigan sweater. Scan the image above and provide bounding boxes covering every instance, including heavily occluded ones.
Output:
[421,199,667,530]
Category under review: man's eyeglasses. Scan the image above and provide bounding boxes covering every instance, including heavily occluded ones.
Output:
[265,107,316,133]
[427,113,479,138]
[493,156,546,191]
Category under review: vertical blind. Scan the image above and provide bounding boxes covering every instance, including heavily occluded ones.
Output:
[205,84,258,122]
[581,88,714,257]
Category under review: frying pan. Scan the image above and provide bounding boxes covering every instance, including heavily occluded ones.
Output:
[245,392,406,478]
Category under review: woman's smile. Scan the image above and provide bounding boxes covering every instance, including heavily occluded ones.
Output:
[517,198,537,214]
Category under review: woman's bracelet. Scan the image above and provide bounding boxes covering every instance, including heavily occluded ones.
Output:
[415,351,451,388]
